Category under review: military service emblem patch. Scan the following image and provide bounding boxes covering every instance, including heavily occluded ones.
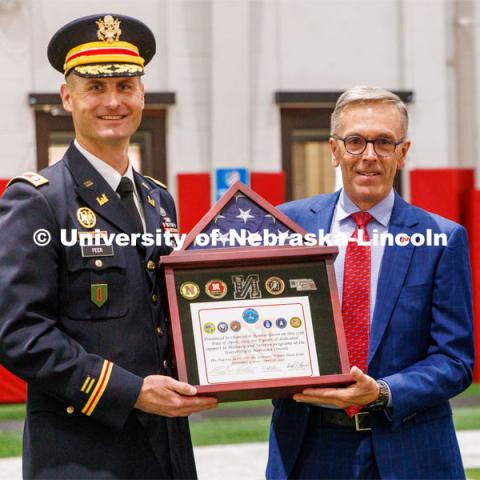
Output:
[91,284,108,308]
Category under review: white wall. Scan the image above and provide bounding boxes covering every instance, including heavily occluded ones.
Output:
[166,0,212,197]
[0,0,474,198]
[0,0,35,175]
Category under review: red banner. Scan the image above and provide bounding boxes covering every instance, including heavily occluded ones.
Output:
[0,178,27,402]
[0,366,26,403]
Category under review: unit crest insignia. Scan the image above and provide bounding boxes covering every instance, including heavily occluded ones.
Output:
[77,207,97,229]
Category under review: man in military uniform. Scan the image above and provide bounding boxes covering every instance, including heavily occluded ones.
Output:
[0,14,217,479]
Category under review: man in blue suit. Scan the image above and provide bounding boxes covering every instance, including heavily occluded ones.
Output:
[267,86,474,479]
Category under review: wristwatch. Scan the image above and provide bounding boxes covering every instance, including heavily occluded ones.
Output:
[367,380,390,411]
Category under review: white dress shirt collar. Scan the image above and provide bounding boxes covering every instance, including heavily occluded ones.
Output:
[335,188,395,227]
[74,139,136,193]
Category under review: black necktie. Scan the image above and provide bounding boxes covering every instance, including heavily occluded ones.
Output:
[116,177,143,233]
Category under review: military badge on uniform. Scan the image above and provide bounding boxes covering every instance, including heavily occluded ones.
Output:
[80,230,114,257]
[147,196,156,207]
[7,172,49,188]
[91,284,108,308]
[80,376,96,394]
[162,220,179,235]
[81,360,113,417]
[77,207,96,229]
[96,15,122,42]
[96,193,109,206]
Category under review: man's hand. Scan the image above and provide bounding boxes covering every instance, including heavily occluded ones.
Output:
[134,375,218,417]
[293,366,380,408]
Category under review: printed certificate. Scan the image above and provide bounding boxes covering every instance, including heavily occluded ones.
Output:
[190,297,320,384]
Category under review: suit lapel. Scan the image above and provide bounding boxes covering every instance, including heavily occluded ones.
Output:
[309,190,341,238]
[306,190,420,364]
[368,193,419,362]
[64,143,143,238]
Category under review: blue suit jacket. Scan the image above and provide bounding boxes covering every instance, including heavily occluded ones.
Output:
[267,191,474,479]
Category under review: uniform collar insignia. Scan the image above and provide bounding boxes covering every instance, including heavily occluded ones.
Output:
[96,193,109,206]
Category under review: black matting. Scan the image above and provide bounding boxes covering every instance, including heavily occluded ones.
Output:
[174,260,341,385]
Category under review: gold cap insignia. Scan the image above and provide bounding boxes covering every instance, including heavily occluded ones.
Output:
[74,63,143,77]
[77,207,97,229]
[96,15,122,43]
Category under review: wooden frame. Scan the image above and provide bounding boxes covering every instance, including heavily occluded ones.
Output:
[176,181,310,252]
[160,245,353,401]
[159,181,353,401]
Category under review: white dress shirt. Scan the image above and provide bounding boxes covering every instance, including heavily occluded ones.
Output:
[74,139,146,232]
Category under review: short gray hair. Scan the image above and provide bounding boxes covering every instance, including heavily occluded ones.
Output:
[330,85,409,136]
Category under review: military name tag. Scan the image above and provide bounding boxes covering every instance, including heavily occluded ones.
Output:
[80,230,114,257]
[91,284,108,308]
[81,245,114,258]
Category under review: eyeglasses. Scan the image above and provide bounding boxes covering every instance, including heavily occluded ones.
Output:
[331,134,405,156]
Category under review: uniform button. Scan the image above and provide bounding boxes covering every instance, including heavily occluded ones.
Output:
[147,260,156,271]
[66,406,75,414]
[156,326,164,337]
[152,294,159,303]
[95,259,103,268]
[163,360,169,369]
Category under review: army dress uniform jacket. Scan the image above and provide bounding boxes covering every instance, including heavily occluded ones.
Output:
[0,144,196,479]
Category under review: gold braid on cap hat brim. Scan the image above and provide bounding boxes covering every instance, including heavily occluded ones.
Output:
[63,41,145,76]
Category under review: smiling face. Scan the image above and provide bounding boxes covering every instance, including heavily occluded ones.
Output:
[60,74,144,150]
[330,101,410,210]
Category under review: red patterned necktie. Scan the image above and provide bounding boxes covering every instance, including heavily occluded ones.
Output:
[342,211,373,417]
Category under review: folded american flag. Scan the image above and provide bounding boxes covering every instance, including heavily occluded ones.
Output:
[187,190,296,250]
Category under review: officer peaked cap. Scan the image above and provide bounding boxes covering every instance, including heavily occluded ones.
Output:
[47,13,156,78]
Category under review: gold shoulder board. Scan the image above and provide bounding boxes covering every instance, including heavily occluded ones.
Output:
[144,175,167,190]
[7,172,49,188]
